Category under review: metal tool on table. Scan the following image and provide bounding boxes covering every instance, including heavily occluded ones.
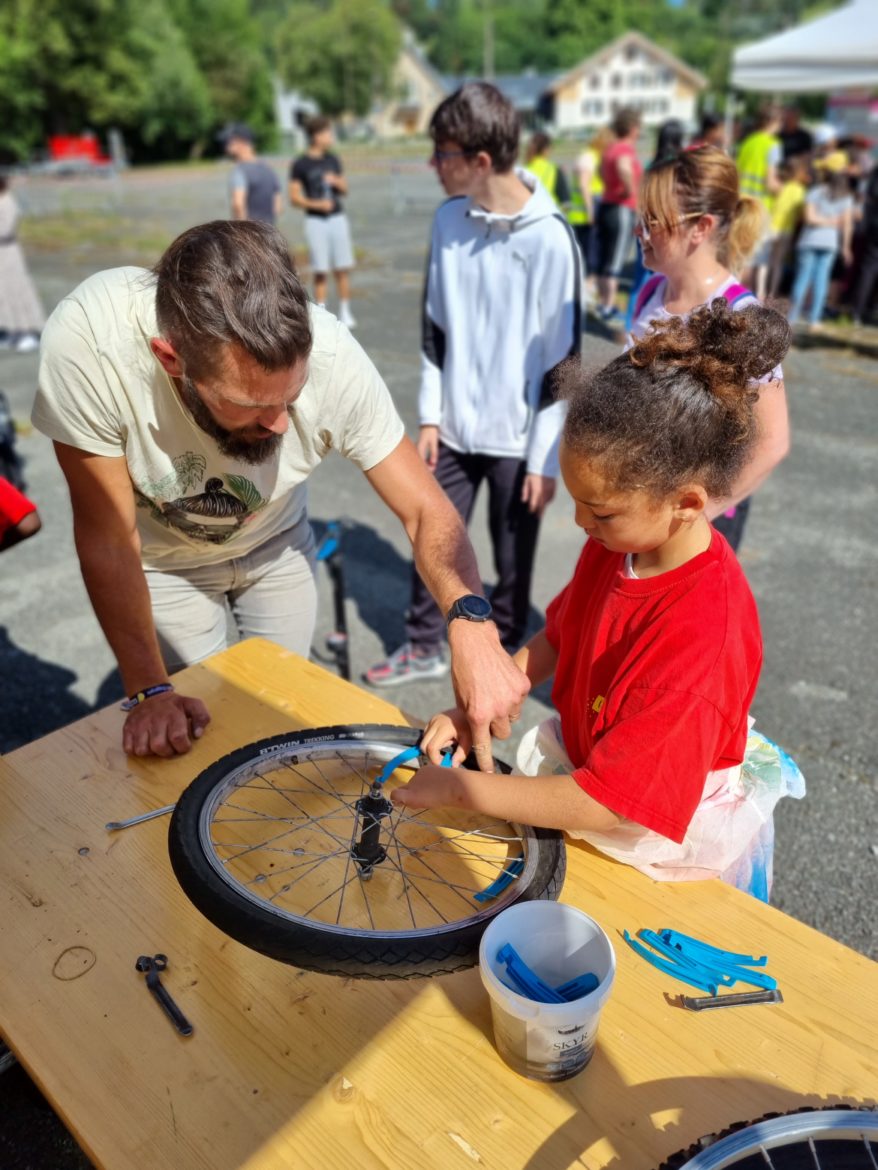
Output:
[624,926,782,1004]
[679,989,784,1011]
[135,954,194,1037]
[105,804,176,831]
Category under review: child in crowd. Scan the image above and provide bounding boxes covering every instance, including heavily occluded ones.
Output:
[392,302,805,901]
[788,153,854,331]
[767,156,810,299]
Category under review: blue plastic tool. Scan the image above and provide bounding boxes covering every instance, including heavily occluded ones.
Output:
[497,944,568,1004]
[555,972,600,998]
[373,746,421,787]
[373,745,455,788]
[495,943,599,1005]
[659,929,768,968]
[473,857,525,903]
[638,930,735,987]
[622,930,720,995]
[624,927,778,996]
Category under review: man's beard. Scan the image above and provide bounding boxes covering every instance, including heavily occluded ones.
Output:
[180,377,284,466]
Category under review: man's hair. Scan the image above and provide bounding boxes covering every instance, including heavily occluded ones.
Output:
[429,83,520,172]
[305,115,331,143]
[754,104,782,131]
[612,107,641,139]
[153,220,312,383]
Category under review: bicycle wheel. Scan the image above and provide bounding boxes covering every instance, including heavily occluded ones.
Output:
[661,1107,878,1169]
[168,724,566,978]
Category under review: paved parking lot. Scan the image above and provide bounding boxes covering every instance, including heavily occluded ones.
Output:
[1,158,876,1167]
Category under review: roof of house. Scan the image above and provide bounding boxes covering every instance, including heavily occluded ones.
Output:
[546,30,707,95]
[399,28,449,97]
[440,72,560,111]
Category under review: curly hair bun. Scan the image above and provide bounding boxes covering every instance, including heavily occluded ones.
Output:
[629,298,790,393]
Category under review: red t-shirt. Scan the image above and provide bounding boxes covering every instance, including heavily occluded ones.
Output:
[0,477,36,539]
[545,531,762,843]
[600,140,642,209]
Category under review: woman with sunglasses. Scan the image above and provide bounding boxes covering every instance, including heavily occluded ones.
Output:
[625,146,790,551]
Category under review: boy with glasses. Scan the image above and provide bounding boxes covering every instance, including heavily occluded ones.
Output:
[366,82,581,687]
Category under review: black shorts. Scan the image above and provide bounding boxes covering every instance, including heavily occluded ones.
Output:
[596,202,636,278]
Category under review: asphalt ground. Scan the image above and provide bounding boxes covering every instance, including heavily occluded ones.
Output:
[1,159,876,1167]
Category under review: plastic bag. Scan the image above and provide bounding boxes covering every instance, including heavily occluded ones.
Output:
[516,717,805,901]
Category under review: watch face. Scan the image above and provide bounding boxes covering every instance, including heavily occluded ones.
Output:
[461,595,492,620]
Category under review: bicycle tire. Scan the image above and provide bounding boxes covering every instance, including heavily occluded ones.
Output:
[660,1105,878,1169]
[168,724,566,979]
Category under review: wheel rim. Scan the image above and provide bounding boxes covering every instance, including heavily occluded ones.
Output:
[194,736,542,940]
[675,1109,878,1169]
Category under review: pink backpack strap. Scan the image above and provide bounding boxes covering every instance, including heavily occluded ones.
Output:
[633,273,665,321]
[720,282,754,306]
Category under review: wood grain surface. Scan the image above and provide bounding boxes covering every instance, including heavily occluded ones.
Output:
[1,638,875,1170]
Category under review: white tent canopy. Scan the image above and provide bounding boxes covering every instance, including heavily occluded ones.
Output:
[731,0,878,93]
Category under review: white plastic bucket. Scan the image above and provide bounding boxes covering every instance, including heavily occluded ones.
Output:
[479,900,616,1082]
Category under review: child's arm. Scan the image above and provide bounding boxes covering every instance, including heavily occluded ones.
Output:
[390,765,621,833]
[420,630,559,764]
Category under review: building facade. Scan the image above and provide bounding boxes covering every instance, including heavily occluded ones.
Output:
[546,32,707,133]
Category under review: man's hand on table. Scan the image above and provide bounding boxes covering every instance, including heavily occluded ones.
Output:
[122,691,211,757]
[446,619,529,773]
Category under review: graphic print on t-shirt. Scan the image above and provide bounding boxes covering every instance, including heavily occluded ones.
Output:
[135,452,267,545]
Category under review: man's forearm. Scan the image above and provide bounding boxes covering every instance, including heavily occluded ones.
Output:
[74,527,169,694]
[406,495,484,616]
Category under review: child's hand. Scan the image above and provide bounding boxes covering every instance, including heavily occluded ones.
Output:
[420,708,471,764]
[390,763,461,811]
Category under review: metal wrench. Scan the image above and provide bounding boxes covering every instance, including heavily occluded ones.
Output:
[105,803,176,831]
[135,954,194,1036]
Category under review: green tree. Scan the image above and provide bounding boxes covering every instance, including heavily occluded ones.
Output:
[167,0,276,149]
[277,0,402,117]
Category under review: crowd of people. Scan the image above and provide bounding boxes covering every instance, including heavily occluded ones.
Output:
[525,102,878,335]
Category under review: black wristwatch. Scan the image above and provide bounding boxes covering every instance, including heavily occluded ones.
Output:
[446,594,493,627]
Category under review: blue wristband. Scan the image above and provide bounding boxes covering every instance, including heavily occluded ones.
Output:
[120,683,174,712]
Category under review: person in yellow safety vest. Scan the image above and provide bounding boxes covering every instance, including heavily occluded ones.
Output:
[737,105,783,297]
[524,132,570,209]
[736,106,783,211]
[567,126,613,293]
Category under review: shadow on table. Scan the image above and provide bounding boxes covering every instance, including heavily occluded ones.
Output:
[0,627,125,754]
[311,517,545,655]
[514,1075,870,1170]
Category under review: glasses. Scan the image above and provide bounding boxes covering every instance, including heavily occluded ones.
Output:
[635,211,704,242]
[430,148,475,165]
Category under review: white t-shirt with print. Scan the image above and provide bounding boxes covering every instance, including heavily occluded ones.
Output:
[625,274,784,383]
[33,267,404,570]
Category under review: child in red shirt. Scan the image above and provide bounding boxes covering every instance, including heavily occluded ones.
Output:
[392,300,804,899]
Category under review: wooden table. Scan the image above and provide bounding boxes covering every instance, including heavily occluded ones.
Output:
[1,638,875,1170]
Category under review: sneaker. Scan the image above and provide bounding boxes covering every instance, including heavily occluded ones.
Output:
[363,642,448,687]
[338,303,357,329]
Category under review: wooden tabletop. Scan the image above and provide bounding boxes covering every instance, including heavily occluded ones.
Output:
[1,638,875,1170]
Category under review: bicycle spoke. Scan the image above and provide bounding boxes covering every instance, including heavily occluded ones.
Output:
[196,736,541,934]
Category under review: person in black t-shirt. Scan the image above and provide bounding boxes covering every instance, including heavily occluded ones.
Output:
[289,117,357,328]
[779,106,814,162]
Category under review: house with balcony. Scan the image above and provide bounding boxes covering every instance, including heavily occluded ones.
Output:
[545,31,707,132]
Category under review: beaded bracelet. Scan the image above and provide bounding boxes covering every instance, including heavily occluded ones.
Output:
[120,683,175,712]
